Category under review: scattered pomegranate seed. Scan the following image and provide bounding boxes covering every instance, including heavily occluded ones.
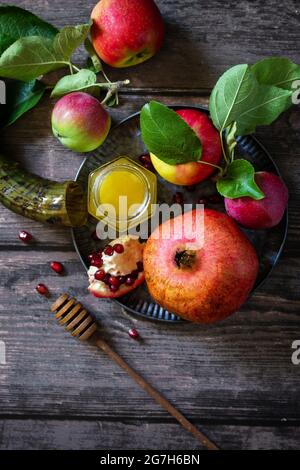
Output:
[109,276,120,288]
[208,194,223,204]
[36,283,49,296]
[19,230,33,243]
[128,328,140,340]
[173,192,184,205]
[143,162,155,172]
[104,245,114,256]
[50,261,64,274]
[113,243,124,254]
[139,154,151,164]
[136,261,144,272]
[125,276,135,286]
[197,197,209,205]
[95,269,106,281]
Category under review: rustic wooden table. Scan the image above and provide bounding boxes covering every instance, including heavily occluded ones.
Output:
[0,0,300,451]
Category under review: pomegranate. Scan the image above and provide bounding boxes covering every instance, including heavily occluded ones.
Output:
[143,209,259,324]
[88,235,145,299]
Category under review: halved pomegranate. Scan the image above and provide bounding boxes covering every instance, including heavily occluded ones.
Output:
[88,235,145,299]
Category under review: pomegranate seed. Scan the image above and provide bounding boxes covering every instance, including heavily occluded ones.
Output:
[91,258,103,268]
[136,261,144,272]
[198,197,209,205]
[95,269,106,281]
[139,154,151,164]
[104,245,114,256]
[50,261,64,274]
[104,273,111,285]
[143,162,155,172]
[113,243,124,254]
[91,230,99,241]
[36,283,49,296]
[130,269,139,280]
[19,230,32,243]
[118,276,126,284]
[125,276,135,286]
[109,276,120,288]
[173,192,184,205]
[109,284,119,292]
[208,194,223,204]
[128,328,140,340]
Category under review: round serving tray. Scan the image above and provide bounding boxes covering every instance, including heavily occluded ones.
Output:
[72,106,288,323]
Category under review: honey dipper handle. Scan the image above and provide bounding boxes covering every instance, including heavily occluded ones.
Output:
[95,337,219,450]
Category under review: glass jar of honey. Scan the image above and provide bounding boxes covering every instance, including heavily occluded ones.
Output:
[88,156,157,231]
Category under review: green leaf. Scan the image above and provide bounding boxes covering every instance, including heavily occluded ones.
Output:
[0,36,68,81]
[53,24,90,61]
[51,69,97,97]
[84,38,102,73]
[140,101,202,165]
[0,5,57,55]
[0,23,90,82]
[0,79,45,128]
[217,159,265,200]
[251,57,300,90]
[209,64,293,135]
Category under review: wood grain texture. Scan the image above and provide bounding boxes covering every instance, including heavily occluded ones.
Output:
[2,0,300,91]
[0,0,300,451]
[1,420,300,450]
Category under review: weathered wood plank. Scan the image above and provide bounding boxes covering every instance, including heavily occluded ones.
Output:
[1,419,300,450]
[2,0,300,91]
[0,252,300,422]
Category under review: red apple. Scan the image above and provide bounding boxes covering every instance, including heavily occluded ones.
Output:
[150,110,222,185]
[91,0,165,68]
[143,209,259,323]
[51,92,111,152]
[225,171,288,229]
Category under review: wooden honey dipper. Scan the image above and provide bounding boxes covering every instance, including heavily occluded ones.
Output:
[51,293,219,450]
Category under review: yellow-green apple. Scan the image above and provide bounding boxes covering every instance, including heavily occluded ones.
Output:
[150,110,222,185]
[91,0,165,68]
[225,171,288,229]
[51,92,111,153]
[143,209,259,323]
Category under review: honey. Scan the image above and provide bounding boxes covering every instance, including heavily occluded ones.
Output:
[88,156,157,231]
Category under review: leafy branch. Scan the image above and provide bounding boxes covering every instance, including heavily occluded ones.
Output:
[0,6,130,128]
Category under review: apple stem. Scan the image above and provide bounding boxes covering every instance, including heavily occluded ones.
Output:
[100,80,130,105]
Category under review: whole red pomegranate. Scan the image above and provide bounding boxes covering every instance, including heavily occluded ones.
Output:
[143,209,259,323]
